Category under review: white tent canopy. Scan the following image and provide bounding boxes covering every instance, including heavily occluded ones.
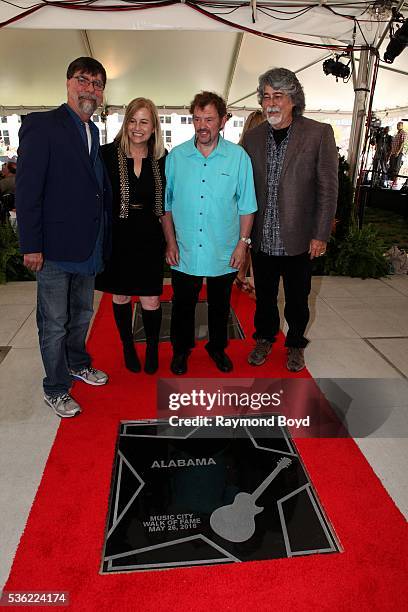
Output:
[1,1,408,115]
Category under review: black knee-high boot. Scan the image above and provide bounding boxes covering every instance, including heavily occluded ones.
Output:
[112,302,141,373]
[142,307,162,374]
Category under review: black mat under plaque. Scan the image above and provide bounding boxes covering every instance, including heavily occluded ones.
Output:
[133,301,244,342]
[102,419,340,573]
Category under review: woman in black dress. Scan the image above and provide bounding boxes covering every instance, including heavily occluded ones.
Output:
[96,98,172,374]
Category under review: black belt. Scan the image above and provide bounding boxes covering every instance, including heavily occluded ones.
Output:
[128,203,144,210]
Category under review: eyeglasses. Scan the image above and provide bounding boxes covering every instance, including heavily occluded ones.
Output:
[72,75,105,91]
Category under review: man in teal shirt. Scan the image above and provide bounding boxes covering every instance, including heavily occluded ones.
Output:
[165,91,257,375]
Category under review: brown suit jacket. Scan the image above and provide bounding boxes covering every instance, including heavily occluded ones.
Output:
[242,115,338,256]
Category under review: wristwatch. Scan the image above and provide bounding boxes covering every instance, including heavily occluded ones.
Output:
[240,236,252,246]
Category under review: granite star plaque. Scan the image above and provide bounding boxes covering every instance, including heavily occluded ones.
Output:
[101,419,340,573]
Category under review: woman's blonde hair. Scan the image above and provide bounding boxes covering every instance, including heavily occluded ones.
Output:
[115,97,165,160]
[238,109,265,145]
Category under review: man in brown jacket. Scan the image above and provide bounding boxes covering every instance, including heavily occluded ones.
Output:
[242,68,338,372]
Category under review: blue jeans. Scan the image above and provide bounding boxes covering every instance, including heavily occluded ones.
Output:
[36,260,94,396]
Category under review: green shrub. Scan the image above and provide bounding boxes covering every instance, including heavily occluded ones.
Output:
[0,220,34,283]
[323,224,389,279]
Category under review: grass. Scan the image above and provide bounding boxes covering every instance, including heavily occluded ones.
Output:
[363,206,408,251]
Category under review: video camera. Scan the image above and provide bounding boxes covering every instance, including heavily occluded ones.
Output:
[368,116,388,146]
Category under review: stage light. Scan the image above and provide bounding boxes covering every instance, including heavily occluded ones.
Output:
[384,18,408,63]
[322,55,351,82]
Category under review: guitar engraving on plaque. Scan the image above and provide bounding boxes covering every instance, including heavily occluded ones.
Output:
[210,457,292,542]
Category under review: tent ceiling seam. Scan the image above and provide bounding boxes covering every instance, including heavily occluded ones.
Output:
[224,32,244,104]
[81,30,94,57]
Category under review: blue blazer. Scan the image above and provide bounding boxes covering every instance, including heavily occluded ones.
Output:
[16,105,112,261]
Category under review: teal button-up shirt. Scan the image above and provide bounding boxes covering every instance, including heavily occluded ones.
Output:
[165,135,257,277]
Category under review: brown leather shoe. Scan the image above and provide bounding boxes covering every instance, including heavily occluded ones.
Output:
[286,347,305,372]
[248,339,273,366]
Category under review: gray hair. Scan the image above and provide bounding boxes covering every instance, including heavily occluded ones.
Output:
[257,68,305,117]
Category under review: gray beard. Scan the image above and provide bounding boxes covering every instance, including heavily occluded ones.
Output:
[79,98,97,116]
[267,115,282,126]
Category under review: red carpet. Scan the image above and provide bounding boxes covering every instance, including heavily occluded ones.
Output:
[4,286,407,611]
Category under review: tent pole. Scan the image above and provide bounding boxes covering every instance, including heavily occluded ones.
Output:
[347,48,376,189]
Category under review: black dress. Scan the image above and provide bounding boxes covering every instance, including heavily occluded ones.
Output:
[96,142,166,296]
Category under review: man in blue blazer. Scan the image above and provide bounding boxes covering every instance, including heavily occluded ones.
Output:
[16,57,112,418]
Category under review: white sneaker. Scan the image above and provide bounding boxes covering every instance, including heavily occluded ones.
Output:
[44,393,82,418]
[70,366,108,386]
